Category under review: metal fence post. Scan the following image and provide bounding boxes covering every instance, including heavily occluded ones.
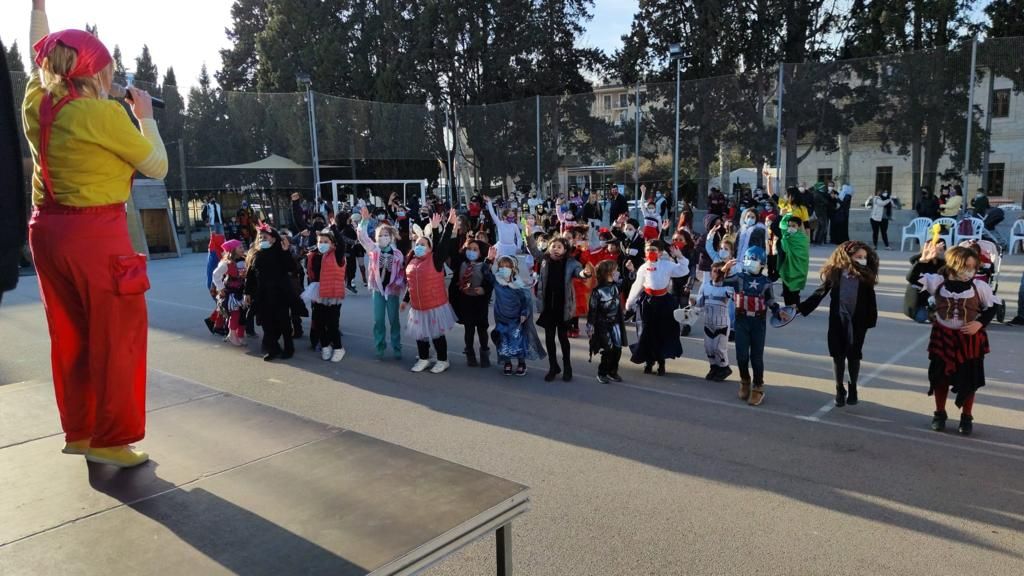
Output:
[774,63,784,195]
[536,95,542,198]
[963,35,978,196]
[634,82,641,212]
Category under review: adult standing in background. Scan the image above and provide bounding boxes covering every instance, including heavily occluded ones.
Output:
[23,0,167,467]
[813,182,831,245]
[608,184,629,223]
[203,195,224,233]
[915,187,940,220]
[0,36,26,306]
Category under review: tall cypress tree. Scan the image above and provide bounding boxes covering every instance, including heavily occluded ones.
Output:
[5,41,25,73]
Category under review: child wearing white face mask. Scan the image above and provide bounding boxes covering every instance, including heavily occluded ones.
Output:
[357,208,407,360]
[492,255,543,375]
[305,230,347,362]
[798,241,880,408]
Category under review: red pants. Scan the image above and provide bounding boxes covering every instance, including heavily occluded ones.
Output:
[29,205,148,448]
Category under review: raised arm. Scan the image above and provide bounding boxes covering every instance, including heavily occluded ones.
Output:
[485,197,499,222]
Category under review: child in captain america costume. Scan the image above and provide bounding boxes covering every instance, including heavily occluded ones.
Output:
[722,246,781,406]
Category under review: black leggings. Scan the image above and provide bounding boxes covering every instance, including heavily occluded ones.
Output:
[833,355,861,388]
[782,284,801,306]
[311,303,342,349]
[416,336,448,362]
[598,347,622,376]
[260,306,295,357]
[545,320,572,372]
[870,219,889,248]
[464,322,489,351]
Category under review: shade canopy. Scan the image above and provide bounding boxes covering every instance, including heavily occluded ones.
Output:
[194,153,345,170]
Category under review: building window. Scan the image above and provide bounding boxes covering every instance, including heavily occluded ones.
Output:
[875,166,893,195]
[603,95,612,110]
[986,163,1005,196]
[619,93,628,108]
[992,89,1010,118]
[816,168,833,185]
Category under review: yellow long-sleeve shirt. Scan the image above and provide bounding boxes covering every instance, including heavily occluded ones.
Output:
[22,9,167,207]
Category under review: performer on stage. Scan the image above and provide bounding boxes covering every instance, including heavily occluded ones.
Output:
[23,0,167,467]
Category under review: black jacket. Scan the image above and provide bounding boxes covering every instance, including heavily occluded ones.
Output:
[609,193,629,222]
[0,40,26,299]
[798,270,878,359]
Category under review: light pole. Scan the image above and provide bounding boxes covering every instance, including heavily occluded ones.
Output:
[443,107,455,207]
[296,72,321,206]
[669,43,683,220]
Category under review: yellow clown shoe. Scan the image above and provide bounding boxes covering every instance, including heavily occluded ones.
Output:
[61,438,91,455]
[85,445,150,468]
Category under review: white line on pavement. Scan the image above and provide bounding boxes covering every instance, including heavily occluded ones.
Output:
[803,331,932,422]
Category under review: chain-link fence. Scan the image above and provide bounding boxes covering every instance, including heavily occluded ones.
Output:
[9,36,1024,239]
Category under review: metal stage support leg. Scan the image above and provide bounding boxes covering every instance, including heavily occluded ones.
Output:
[496,523,512,576]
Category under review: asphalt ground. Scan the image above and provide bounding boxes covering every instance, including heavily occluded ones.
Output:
[1,246,1022,575]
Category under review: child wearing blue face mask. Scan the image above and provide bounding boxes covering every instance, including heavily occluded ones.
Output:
[451,239,495,367]
[402,210,459,374]
[305,230,347,363]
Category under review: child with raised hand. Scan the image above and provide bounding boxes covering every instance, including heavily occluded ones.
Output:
[357,206,406,360]
[626,240,690,376]
[492,251,543,376]
[305,229,347,363]
[797,241,879,407]
[911,246,1001,435]
[587,259,627,384]
[402,210,459,373]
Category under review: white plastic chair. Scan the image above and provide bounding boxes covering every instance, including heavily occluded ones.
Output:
[1010,219,1024,255]
[932,217,957,248]
[955,217,984,245]
[900,217,933,251]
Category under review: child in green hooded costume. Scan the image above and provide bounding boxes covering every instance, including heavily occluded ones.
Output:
[779,214,809,306]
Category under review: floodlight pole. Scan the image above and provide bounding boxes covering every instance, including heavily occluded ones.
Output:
[963,35,978,197]
[670,46,682,220]
[298,73,322,206]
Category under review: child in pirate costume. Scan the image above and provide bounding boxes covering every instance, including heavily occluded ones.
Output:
[721,246,780,405]
[797,241,879,407]
[212,239,248,347]
[451,239,495,367]
[403,210,459,373]
[695,261,735,381]
[204,232,228,335]
[912,246,1000,435]
[492,254,544,375]
[357,207,406,360]
[305,229,347,363]
[587,260,627,384]
[626,240,690,375]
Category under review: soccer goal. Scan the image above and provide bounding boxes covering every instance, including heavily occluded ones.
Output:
[320,179,429,213]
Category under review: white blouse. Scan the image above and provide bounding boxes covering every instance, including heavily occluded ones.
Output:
[625,256,690,310]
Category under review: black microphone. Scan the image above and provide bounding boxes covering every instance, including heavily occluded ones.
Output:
[110,83,165,109]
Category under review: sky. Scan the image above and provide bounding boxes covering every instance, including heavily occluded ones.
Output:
[1,0,639,91]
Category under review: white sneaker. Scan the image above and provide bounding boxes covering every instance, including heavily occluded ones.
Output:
[331,348,346,363]
[430,360,450,374]
[410,359,432,372]
[321,346,333,361]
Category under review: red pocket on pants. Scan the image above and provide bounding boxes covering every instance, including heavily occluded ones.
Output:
[111,254,151,295]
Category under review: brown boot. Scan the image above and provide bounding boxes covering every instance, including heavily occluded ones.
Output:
[748,385,765,406]
[739,379,751,401]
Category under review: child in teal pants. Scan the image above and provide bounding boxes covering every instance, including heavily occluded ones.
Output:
[358,216,407,359]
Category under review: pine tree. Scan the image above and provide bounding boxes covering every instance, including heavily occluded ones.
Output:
[5,41,25,73]
[134,45,159,90]
[111,45,128,85]
[985,0,1024,38]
